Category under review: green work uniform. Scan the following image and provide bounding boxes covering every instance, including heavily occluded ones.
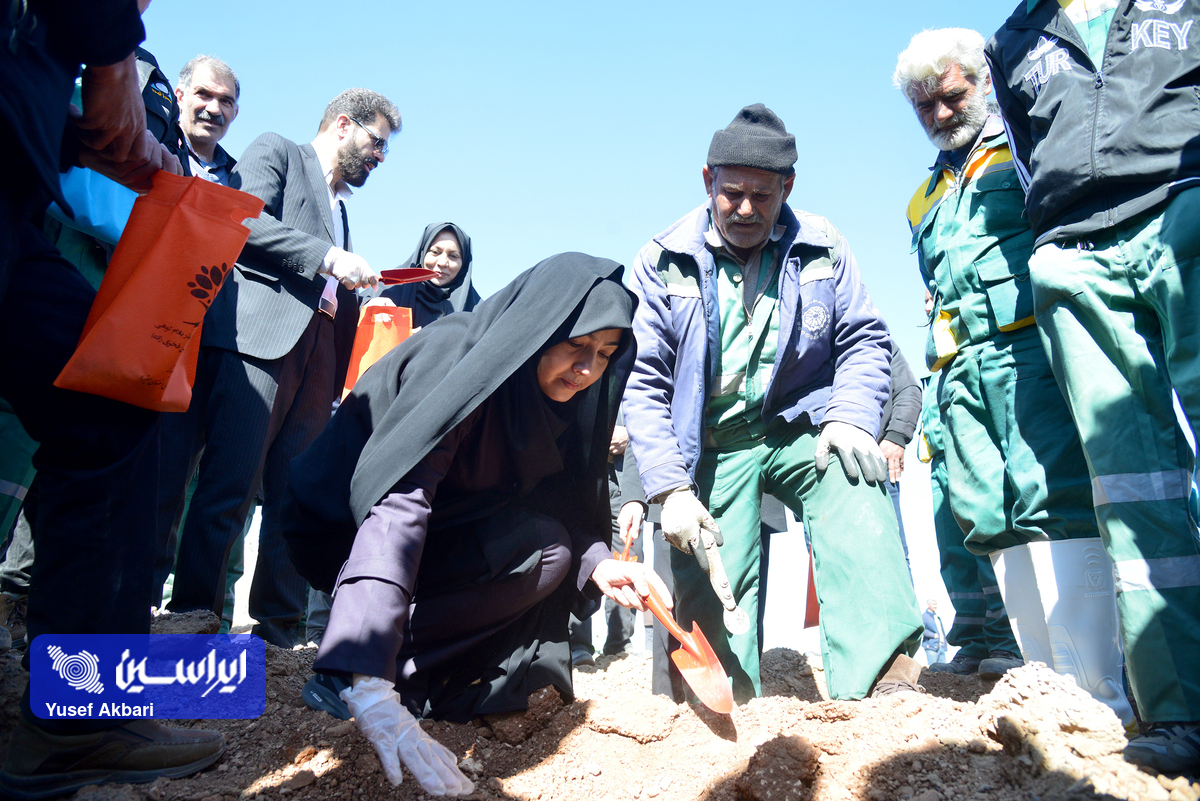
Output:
[918,375,1019,660]
[672,229,920,703]
[1029,186,1200,722]
[907,118,1097,557]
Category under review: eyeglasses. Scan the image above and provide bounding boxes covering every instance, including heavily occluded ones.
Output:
[349,117,389,156]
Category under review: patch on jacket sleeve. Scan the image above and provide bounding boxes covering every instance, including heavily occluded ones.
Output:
[800,300,831,339]
[798,265,834,286]
[654,248,702,296]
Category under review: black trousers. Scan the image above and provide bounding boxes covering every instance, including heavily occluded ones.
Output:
[160,316,337,647]
[1,203,160,733]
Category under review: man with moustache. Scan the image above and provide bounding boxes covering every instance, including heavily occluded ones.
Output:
[149,55,242,612]
[894,30,1116,707]
[175,55,239,185]
[158,89,399,648]
[622,104,922,704]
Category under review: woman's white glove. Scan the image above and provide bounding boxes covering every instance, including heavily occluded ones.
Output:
[341,676,474,797]
[659,488,722,573]
[814,421,888,485]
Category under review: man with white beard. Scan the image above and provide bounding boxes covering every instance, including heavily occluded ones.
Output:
[893,30,1124,717]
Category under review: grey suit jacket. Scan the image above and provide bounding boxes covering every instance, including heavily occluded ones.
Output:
[204,132,357,379]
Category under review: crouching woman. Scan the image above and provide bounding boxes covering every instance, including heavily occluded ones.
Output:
[282,253,669,796]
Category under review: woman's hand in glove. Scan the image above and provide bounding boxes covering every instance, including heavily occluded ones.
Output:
[341,676,474,796]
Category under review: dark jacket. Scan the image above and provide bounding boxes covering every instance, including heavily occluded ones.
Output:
[880,341,921,448]
[0,1,144,219]
[215,133,358,383]
[987,0,1200,246]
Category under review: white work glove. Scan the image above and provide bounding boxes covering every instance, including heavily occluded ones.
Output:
[341,676,474,797]
[814,421,888,485]
[324,247,380,290]
[659,488,722,573]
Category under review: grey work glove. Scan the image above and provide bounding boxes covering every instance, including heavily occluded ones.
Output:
[814,421,888,485]
[342,676,474,797]
[659,488,723,573]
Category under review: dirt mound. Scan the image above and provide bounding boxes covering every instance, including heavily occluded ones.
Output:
[2,644,1199,800]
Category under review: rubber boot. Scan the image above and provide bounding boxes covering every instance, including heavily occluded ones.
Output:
[990,538,1133,724]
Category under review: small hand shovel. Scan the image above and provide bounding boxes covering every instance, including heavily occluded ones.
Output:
[613,537,734,714]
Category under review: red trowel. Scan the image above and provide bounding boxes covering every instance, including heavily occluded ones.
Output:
[613,538,734,714]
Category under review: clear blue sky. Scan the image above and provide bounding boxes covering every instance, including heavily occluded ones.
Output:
[145,1,1019,631]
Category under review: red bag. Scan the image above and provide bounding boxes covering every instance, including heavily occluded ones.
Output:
[804,542,820,628]
[54,171,264,412]
[341,305,413,399]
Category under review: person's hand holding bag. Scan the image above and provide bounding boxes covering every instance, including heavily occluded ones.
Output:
[341,676,474,796]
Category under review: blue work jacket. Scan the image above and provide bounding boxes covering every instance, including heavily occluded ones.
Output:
[623,201,892,502]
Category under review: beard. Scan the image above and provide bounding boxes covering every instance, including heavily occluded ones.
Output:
[337,143,377,188]
[925,88,989,152]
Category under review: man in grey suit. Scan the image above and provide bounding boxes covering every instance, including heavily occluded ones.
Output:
[159,88,400,647]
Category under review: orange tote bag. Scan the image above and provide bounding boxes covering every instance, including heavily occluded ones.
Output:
[54,171,264,412]
[341,305,412,399]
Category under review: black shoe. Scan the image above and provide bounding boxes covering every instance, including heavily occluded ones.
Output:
[0,719,224,800]
[302,672,351,720]
[978,650,1024,680]
[1125,722,1200,775]
[571,647,595,667]
[928,652,981,675]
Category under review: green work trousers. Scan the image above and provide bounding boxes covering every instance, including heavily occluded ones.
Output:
[1028,188,1200,722]
[940,325,1098,556]
[929,451,1020,658]
[674,420,921,703]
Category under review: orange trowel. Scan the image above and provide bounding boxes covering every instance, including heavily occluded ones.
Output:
[613,538,734,714]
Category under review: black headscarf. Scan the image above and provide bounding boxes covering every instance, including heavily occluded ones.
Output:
[380,222,480,329]
[283,252,637,593]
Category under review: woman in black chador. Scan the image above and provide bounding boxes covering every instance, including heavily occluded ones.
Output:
[381,221,479,330]
[283,253,668,796]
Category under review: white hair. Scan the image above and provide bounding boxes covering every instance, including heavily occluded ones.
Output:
[893,28,988,104]
[179,55,240,101]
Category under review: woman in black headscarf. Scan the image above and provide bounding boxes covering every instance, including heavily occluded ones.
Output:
[283,253,668,797]
[381,222,480,330]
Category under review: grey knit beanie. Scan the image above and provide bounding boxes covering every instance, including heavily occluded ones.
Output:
[707,104,797,176]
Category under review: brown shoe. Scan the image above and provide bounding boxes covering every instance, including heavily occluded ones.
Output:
[0,718,224,799]
[0,594,27,643]
[870,653,924,698]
